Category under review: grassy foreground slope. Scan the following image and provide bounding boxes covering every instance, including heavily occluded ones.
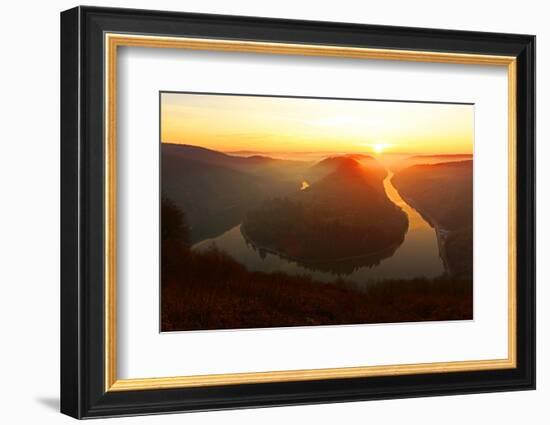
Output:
[161,198,472,331]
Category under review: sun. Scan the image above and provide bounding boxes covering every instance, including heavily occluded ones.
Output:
[372,143,388,154]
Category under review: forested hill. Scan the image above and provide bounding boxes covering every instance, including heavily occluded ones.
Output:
[307,154,387,186]
[391,160,473,277]
[242,157,408,268]
[162,143,310,244]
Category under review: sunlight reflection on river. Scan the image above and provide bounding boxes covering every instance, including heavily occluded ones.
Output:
[193,171,445,287]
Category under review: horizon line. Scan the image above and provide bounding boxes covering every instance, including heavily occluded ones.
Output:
[162,141,473,158]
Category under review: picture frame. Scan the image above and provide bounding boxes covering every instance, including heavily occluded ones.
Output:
[60,5,535,419]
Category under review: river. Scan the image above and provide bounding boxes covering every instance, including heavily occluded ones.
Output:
[192,171,445,287]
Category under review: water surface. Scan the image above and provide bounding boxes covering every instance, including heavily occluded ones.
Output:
[193,171,445,287]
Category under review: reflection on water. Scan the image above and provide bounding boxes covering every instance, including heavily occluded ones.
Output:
[193,171,445,286]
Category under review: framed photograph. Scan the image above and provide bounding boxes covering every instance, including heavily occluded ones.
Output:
[60,6,535,419]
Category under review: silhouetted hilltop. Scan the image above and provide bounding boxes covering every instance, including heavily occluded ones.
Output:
[163,143,306,172]
[391,153,473,171]
[305,158,385,204]
[392,160,473,277]
[315,155,358,168]
[392,161,472,230]
[307,155,386,186]
[162,152,263,244]
[163,143,237,164]
[409,154,472,161]
[343,153,375,161]
[162,143,309,243]
[245,154,277,163]
[243,157,407,270]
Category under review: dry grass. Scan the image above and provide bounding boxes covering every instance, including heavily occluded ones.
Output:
[161,246,472,332]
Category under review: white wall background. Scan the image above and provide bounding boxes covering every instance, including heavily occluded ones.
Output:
[0,0,545,423]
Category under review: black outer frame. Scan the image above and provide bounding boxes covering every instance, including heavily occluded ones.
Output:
[60,6,535,419]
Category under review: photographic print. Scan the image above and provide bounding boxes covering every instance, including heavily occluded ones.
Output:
[160,92,474,332]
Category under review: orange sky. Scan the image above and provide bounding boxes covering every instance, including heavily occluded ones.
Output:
[161,92,473,155]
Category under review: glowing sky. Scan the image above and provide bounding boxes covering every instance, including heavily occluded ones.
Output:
[161,92,473,155]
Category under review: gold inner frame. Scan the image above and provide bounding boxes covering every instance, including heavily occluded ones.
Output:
[104,33,517,392]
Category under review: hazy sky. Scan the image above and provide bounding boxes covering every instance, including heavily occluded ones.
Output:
[161,92,473,155]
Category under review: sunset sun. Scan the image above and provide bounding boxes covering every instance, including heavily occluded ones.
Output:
[372,143,388,154]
